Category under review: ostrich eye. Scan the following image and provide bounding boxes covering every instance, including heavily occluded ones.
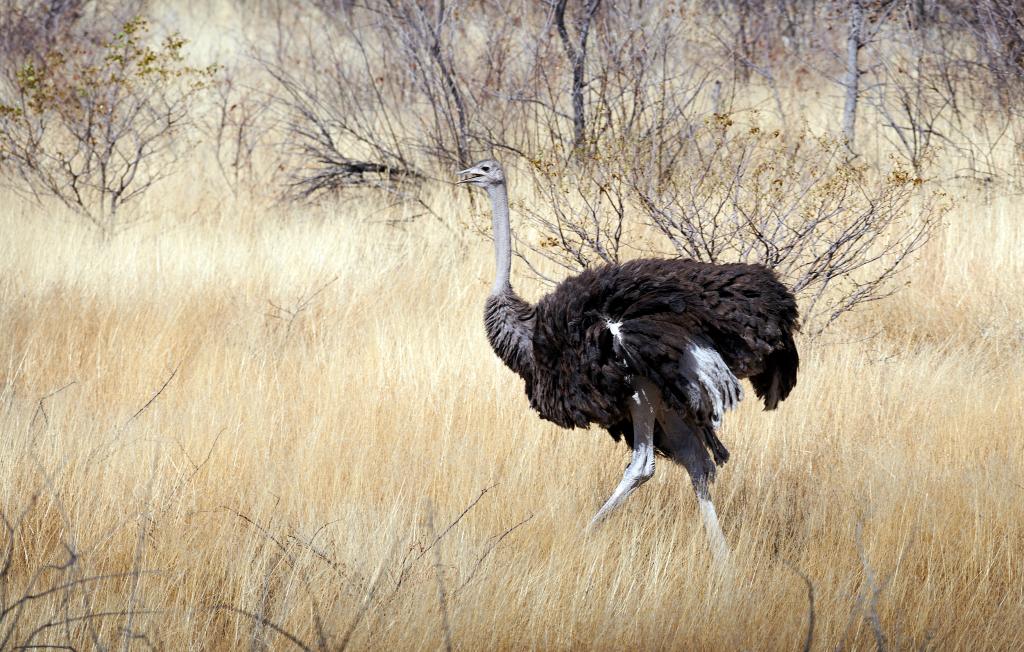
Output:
[481,166,490,172]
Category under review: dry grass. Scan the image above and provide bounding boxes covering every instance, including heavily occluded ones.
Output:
[1,166,1022,650]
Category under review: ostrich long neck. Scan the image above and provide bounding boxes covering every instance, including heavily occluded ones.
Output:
[487,183,512,295]
[482,181,535,379]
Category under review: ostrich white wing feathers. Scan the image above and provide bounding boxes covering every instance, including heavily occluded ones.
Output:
[680,341,743,428]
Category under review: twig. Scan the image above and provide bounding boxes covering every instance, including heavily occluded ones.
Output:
[29,381,77,431]
[286,531,362,597]
[15,610,164,650]
[856,523,891,652]
[267,276,340,344]
[416,484,496,562]
[337,539,398,652]
[127,366,179,423]
[121,446,159,651]
[426,504,453,652]
[168,427,227,501]
[212,605,313,652]
[0,571,158,624]
[784,562,815,652]
[457,514,534,592]
[220,506,329,650]
[388,484,497,600]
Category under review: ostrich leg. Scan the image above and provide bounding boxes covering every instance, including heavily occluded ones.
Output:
[588,379,658,528]
[661,410,730,561]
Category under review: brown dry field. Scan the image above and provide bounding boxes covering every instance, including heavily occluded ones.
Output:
[1,5,1023,648]
[1,164,1023,650]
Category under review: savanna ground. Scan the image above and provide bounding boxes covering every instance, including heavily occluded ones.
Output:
[2,1,1024,650]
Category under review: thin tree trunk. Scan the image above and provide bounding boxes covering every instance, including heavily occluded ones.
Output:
[429,0,470,167]
[842,0,864,152]
[554,0,601,153]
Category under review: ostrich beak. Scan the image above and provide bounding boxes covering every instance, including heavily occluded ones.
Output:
[456,167,480,184]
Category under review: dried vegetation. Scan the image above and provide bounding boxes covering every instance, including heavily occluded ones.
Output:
[1,0,1023,649]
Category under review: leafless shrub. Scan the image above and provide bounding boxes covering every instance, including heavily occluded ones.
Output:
[261,0,481,201]
[515,152,631,279]
[265,60,424,200]
[257,0,1018,193]
[703,0,823,121]
[0,0,89,72]
[518,116,946,334]
[588,5,711,155]
[946,0,1024,115]
[854,1,1000,177]
[911,0,1024,182]
[639,118,946,332]
[503,0,715,241]
[866,35,951,175]
[704,7,790,127]
[202,64,276,196]
[219,484,531,650]
[821,0,1024,182]
[0,495,160,649]
[512,2,713,164]
[706,0,774,85]
[372,0,472,168]
[0,17,215,236]
[511,25,713,276]
[262,0,715,202]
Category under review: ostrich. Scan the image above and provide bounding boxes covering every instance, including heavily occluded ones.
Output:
[457,159,799,557]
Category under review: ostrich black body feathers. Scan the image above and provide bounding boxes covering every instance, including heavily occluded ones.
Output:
[484,258,799,465]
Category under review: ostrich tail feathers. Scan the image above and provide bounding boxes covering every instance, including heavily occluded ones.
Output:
[750,330,799,410]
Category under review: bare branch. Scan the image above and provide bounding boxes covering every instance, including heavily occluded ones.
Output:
[126,365,179,424]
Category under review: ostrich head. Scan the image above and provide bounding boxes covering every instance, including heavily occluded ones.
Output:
[456,159,504,188]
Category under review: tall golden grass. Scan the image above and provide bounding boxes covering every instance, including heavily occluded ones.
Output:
[1,160,1022,649]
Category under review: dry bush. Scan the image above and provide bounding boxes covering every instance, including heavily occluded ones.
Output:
[636,120,946,333]
[0,0,88,71]
[828,0,1024,181]
[0,497,158,649]
[252,0,1024,199]
[515,150,631,276]
[517,117,947,333]
[252,0,960,334]
[261,0,710,197]
[200,63,276,197]
[260,1,472,200]
[0,17,215,236]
